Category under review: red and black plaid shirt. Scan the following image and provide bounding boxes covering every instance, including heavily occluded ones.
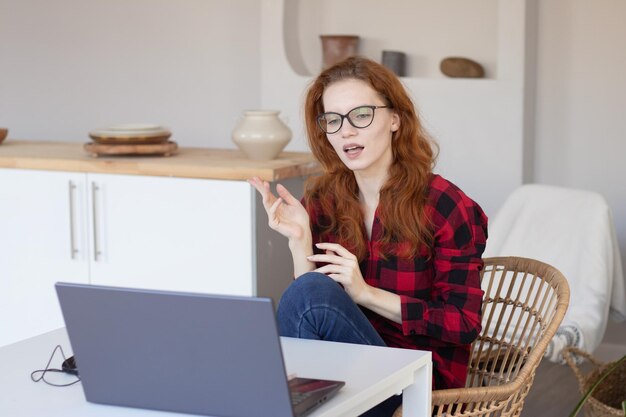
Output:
[306,174,488,390]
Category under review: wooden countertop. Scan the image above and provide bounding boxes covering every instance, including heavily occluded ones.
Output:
[0,140,322,181]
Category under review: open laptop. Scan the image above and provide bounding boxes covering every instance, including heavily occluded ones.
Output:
[55,282,344,417]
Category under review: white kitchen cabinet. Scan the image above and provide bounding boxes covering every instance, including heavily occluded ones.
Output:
[0,169,90,346]
[0,167,301,346]
[86,173,254,295]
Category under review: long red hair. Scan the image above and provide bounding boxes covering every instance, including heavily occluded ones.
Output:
[303,56,438,260]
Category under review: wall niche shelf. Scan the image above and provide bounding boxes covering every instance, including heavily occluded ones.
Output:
[262,0,532,218]
[283,0,499,80]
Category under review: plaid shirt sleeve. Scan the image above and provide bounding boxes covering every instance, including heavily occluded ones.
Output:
[400,177,488,345]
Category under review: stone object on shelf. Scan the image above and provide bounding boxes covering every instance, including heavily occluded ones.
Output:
[320,35,359,70]
[382,51,406,77]
[440,57,485,78]
[0,128,8,144]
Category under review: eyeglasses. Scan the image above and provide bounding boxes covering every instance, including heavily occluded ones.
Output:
[317,105,390,134]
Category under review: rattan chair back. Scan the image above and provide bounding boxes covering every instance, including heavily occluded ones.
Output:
[393,256,570,417]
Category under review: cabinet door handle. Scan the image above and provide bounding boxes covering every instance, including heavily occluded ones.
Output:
[68,181,78,259]
[91,182,102,261]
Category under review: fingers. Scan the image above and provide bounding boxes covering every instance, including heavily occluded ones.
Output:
[306,243,357,268]
[246,176,265,193]
[247,177,268,197]
[313,242,357,260]
[248,178,299,209]
[307,253,353,266]
[268,197,283,226]
[313,263,361,291]
[247,177,276,209]
[313,264,350,276]
[276,183,301,206]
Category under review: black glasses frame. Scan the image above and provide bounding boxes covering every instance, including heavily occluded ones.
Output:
[317,105,390,134]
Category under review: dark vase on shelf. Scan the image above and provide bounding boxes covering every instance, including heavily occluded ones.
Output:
[382,50,406,76]
[320,35,359,69]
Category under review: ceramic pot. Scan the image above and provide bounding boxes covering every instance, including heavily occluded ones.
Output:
[320,35,359,69]
[232,111,292,161]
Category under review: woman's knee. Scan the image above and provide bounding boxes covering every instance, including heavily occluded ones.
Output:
[293,271,336,290]
[278,272,348,314]
[283,272,345,303]
[277,272,386,346]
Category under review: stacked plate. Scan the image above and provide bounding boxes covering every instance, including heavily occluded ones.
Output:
[85,124,177,157]
[89,124,171,145]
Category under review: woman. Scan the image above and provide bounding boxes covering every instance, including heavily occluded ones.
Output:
[249,56,487,416]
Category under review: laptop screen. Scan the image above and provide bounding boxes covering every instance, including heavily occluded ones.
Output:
[56,283,300,416]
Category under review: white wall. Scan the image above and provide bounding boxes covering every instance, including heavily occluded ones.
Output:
[534,0,626,271]
[1,0,624,274]
[263,0,533,218]
[0,0,260,148]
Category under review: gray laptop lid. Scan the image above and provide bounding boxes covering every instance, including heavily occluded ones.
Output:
[55,282,295,417]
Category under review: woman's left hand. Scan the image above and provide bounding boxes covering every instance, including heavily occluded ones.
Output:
[307,242,370,304]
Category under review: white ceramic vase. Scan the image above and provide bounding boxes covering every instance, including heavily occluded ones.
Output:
[231,110,292,161]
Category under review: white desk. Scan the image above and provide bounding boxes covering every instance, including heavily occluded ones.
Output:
[0,328,431,417]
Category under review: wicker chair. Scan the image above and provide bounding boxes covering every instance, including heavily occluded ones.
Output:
[393,256,570,417]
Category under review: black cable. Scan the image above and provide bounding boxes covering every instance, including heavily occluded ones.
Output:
[30,345,81,387]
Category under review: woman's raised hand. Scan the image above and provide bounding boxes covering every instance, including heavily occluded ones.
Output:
[308,242,401,323]
[247,177,311,242]
[307,242,370,304]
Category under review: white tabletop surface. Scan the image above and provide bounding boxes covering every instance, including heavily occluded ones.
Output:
[0,328,431,417]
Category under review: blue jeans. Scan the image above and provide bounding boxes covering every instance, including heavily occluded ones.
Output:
[277,272,402,417]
